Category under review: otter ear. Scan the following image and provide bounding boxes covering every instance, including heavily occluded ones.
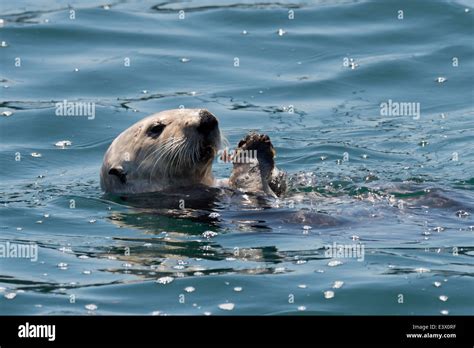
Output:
[108,166,127,184]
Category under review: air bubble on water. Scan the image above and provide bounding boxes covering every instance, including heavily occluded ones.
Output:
[362,154,368,159]
[333,281,344,289]
[433,281,442,288]
[43,213,50,218]
[151,310,161,316]
[180,58,190,63]
[327,260,343,267]
[74,68,79,72]
[89,219,97,223]
[85,304,98,311]
[5,292,17,300]
[218,303,235,311]
[202,231,218,238]
[16,227,22,231]
[55,140,72,148]
[184,286,195,293]
[439,295,448,302]
[298,284,307,289]
[465,8,470,13]
[82,270,92,275]
[277,28,286,36]
[297,306,306,311]
[435,77,447,83]
[242,30,248,35]
[324,290,335,299]
[156,276,174,284]
[103,4,111,10]
[440,310,449,315]
[320,156,327,161]
[233,287,243,292]
[204,311,212,316]
[208,212,220,219]
[1,41,8,47]
[303,225,312,231]
[2,111,13,117]
[455,210,469,218]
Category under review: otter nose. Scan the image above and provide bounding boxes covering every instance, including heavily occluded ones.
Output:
[197,111,218,134]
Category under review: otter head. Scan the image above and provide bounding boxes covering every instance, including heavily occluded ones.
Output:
[100,109,221,194]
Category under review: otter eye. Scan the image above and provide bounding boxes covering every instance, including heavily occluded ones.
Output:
[147,124,165,138]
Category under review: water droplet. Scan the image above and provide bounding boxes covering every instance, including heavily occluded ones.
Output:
[298,284,307,289]
[156,276,174,285]
[455,210,469,218]
[55,140,72,148]
[433,281,442,288]
[88,219,97,224]
[1,41,8,48]
[242,30,248,35]
[332,281,344,289]
[57,262,68,270]
[5,292,16,300]
[82,270,92,275]
[327,260,343,267]
[85,304,97,311]
[1,111,13,117]
[202,231,218,238]
[324,290,335,299]
[103,4,111,10]
[180,58,190,63]
[208,212,220,219]
[233,287,243,292]
[361,154,368,159]
[435,77,447,83]
[277,28,286,36]
[74,68,79,72]
[218,303,235,311]
[320,156,327,161]
[414,267,430,273]
[439,295,448,302]
[184,286,195,293]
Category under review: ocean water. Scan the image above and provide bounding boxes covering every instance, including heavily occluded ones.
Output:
[0,0,473,315]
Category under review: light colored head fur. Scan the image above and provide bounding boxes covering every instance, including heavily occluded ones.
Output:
[100,109,222,194]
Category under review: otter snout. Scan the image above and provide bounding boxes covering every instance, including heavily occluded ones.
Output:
[197,110,218,134]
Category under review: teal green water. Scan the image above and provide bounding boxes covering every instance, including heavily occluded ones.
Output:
[0,0,473,315]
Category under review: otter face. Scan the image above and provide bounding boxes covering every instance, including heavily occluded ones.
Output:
[100,109,221,194]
